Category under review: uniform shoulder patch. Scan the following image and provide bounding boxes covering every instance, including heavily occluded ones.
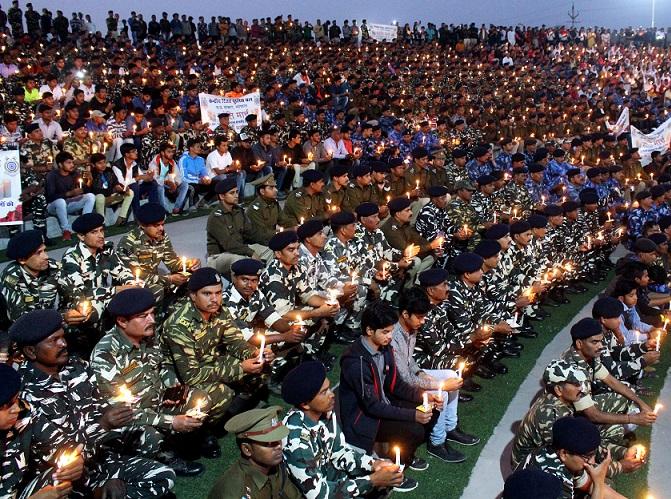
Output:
[177,317,192,328]
[252,204,260,210]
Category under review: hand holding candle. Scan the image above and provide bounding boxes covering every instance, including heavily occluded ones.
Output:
[258,333,266,363]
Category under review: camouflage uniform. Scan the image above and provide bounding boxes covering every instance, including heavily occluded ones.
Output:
[521,448,580,499]
[283,408,376,498]
[141,133,170,165]
[90,326,205,457]
[162,298,257,421]
[281,188,327,227]
[239,125,260,144]
[116,227,184,306]
[470,191,497,226]
[18,168,48,232]
[0,260,60,322]
[444,163,471,192]
[0,404,40,499]
[223,285,284,341]
[19,358,175,498]
[63,137,95,172]
[414,302,463,370]
[445,197,479,255]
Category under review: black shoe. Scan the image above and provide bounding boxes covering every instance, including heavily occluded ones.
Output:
[486,359,508,374]
[167,457,205,477]
[500,347,521,358]
[461,377,482,392]
[518,329,538,339]
[503,341,523,351]
[268,380,282,395]
[573,283,588,292]
[427,442,465,463]
[200,434,221,459]
[446,428,481,446]
[394,476,419,493]
[474,364,496,379]
[543,299,560,308]
[458,392,473,402]
[408,456,429,471]
[537,308,551,318]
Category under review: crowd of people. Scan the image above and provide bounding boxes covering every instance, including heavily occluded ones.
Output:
[0,3,670,499]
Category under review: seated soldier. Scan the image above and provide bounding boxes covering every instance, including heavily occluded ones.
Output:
[502,469,562,499]
[90,288,206,477]
[282,361,410,495]
[89,152,134,226]
[10,310,176,498]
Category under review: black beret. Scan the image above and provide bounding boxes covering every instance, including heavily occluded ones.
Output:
[452,149,467,159]
[562,201,580,213]
[389,158,405,168]
[356,202,379,217]
[552,416,600,454]
[231,258,265,276]
[592,296,624,319]
[74,120,87,130]
[651,184,666,198]
[566,168,582,178]
[528,214,548,228]
[187,267,221,291]
[215,177,238,194]
[412,147,428,159]
[268,230,299,251]
[503,469,562,499]
[511,153,526,163]
[453,252,484,274]
[352,165,372,178]
[524,138,537,146]
[282,361,327,406]
[330,211,356,227]
[635,190,652,201]
[297,219,324,240]
[474,240,501,259]
[371,161,390,173]
[659,215,671,231]
[25,122,40,134]
[633,237,658,253]
[245,114,257,122]
[477,174,495,186]
[585,168,601,179]
[552,149,565,158]
[9,309,63,346]
[72,213,105,234]
[6,229,44,260]
[528,163,545,173]
[0,364,20,406]
[302,170,325,185]
[330,164,349,178]
[388,197,412,215]
[544,204,563,216]
[453,119,465,126]
[484,224,510,240]
[427,185,449,197]
[418,268,449,287]
[120,143,137,155]
[648,233,667,246]
[107,288,156,317]
[512,166,528,175]
[579,190,599,205]
[570,317,602,340]
[534,148,549,161]
[510,221,531,235]
[473,145,489,158]
[136,202,166,224]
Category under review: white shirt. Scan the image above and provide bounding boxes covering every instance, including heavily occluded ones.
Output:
[323,137,349,159]
[81,83,96,102]
[37,118,64,142]
[206,149,232,176]
[112,160,137,188]
[39,83,65,102]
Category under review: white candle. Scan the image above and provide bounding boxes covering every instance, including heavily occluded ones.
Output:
[422,392,429,411]
[134,269,141,285]
[181,256,187,273]
[656,331,661,352]
[80,300,89,316]
[437,382,443,401]
[258,333,266,363]
[654,403,663,415]
[456,361,466,378]
[394,446,401,466]
[332,411,337,435]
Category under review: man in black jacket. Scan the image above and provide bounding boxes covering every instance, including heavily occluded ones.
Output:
[339,300,440,490]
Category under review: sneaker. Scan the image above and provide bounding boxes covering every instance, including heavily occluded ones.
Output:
[393,476,418,493]
[427,442,465,463]
[446,428,481,446]
[408,456,429,471]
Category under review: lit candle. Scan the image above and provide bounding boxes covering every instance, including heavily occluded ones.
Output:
[422,392,430,411]
[634,330,641,343]
[394,446,401,467]
[134,268,141,285]
[181,256,187,274]
[493,212,497,224]
[456,361,466,378]
[654,403,663,415]
[113,384,135,404]
[656,330,662,352]
[437,381,443,402]
[300,217,305,225]
[415,179,420,190]
[54,449,78,486]
[350,271,358,285]
[80,300,89,317]
[78,178,83,189]
[258,333,266,363]
[634,444,646,460]
[381,262,389,281]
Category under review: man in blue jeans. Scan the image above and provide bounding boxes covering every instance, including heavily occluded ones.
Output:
[391,286,480,463]
[111,143,159,218]
[45,151,96,240]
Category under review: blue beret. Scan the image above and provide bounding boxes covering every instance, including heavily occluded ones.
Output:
[592,297,624,319]
[107,288,156,317]
[352,164,372,178]
[329,164,349,178]
[330,211,356,227]
[0,364,20,406]
[418,268,449,287]
[371,161,390,173]
[136,202,166,224]
[188,267,221,291]
[412,147,428,159]
[231,258,265,276]
[477,174,495,186]
[570,317,602,340]
[297,219,324,240]
[282,361,327,406]
[552,416,600,454]
[427,185,449,197]
[503,469,562,499]
[453,252,484,274]
[562,201,580,213]
[510,221,532,235]
[6,230,44,260]
[474,240,501,259]
[388,197,412,215]
[452,149,467,159]
[302,170,325,185]
[544,204,563,216]
[528,163,545,173]
[484,224,509,240]
[9,309,63,346]
[579,189,599,205]
[356,202,379,217]
[268,230,299,251]
[72,213,105,234]
[527,215,548,229]
[215,177,238,194]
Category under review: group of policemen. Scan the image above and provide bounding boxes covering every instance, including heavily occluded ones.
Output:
[1,5,671,499]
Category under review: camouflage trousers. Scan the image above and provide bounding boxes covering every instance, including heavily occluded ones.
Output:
[199,374,267,422]
[594,391,629,454]
[271,320,329,380]
[335,284,368,331]
[18,193,48,231]
[87,452,175,498]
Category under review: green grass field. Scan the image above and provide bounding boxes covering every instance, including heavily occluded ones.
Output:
[173,276,669,499]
